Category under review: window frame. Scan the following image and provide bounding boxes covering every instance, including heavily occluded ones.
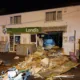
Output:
[10,15,21,24]
[31,34,36,42]
[57,11,62,20]
[46,11,56,21]
[45,10,62,21]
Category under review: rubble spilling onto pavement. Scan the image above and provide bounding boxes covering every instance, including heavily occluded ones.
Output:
[0,59,3,65]
[1,46,79,80]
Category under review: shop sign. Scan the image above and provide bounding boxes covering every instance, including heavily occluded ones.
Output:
[69,36,74,42]
[2,25,7,34]
[7,27,41,33]
[26,27,41,33]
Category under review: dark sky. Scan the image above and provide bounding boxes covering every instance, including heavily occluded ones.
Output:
[0,0,80,15]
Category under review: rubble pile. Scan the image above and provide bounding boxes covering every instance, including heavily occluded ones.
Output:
[0,59,3,65]
[1,47,79,80]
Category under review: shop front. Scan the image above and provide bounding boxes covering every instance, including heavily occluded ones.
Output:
[7,26,67,52]
[7,27,41,52]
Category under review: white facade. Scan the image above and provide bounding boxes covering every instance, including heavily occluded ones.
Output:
[0,5,80,54]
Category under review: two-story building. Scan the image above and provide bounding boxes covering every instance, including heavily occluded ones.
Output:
[0,5,80,55]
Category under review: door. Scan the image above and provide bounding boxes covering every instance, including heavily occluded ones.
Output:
[14,35,20,51]
[9,35,14,52]
[9,34,21,52]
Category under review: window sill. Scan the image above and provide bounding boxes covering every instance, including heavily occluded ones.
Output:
[44,20,63,23]
[9,23,22,25]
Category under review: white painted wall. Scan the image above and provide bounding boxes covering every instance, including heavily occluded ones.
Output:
[0,5,80,54]
[62,5,80,54]
[21,34,30,44]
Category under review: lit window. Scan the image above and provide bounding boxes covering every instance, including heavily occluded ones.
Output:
[10,15,21,24]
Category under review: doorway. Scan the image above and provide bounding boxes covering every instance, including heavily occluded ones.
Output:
[9,34,21,52]
[37,31,63,48]
[46,31,63,48]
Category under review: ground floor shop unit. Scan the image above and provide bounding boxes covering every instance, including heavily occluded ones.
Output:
[6,26,66,53]
[8,32,63,53]
[1,26,80,56]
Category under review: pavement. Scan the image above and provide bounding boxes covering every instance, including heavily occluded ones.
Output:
[0,52,25,75]
[54,64,80,80]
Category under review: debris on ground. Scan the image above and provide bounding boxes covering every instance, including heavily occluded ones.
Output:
[0,59,3,65]
[0,46,79,80]
[14,56,20,60]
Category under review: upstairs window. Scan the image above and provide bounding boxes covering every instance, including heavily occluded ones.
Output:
[46,11,62,21]
[10,15,21,24]
[46,11,56,21]
[57,11,62,20]
[10,17,14,24]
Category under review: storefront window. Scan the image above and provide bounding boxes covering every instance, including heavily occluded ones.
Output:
[15,36,20,44]
[31,34,36,42]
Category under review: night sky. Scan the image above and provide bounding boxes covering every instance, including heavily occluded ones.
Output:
[0,0,80,15]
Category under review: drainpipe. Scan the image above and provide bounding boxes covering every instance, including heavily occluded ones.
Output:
[74,30,76,55]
